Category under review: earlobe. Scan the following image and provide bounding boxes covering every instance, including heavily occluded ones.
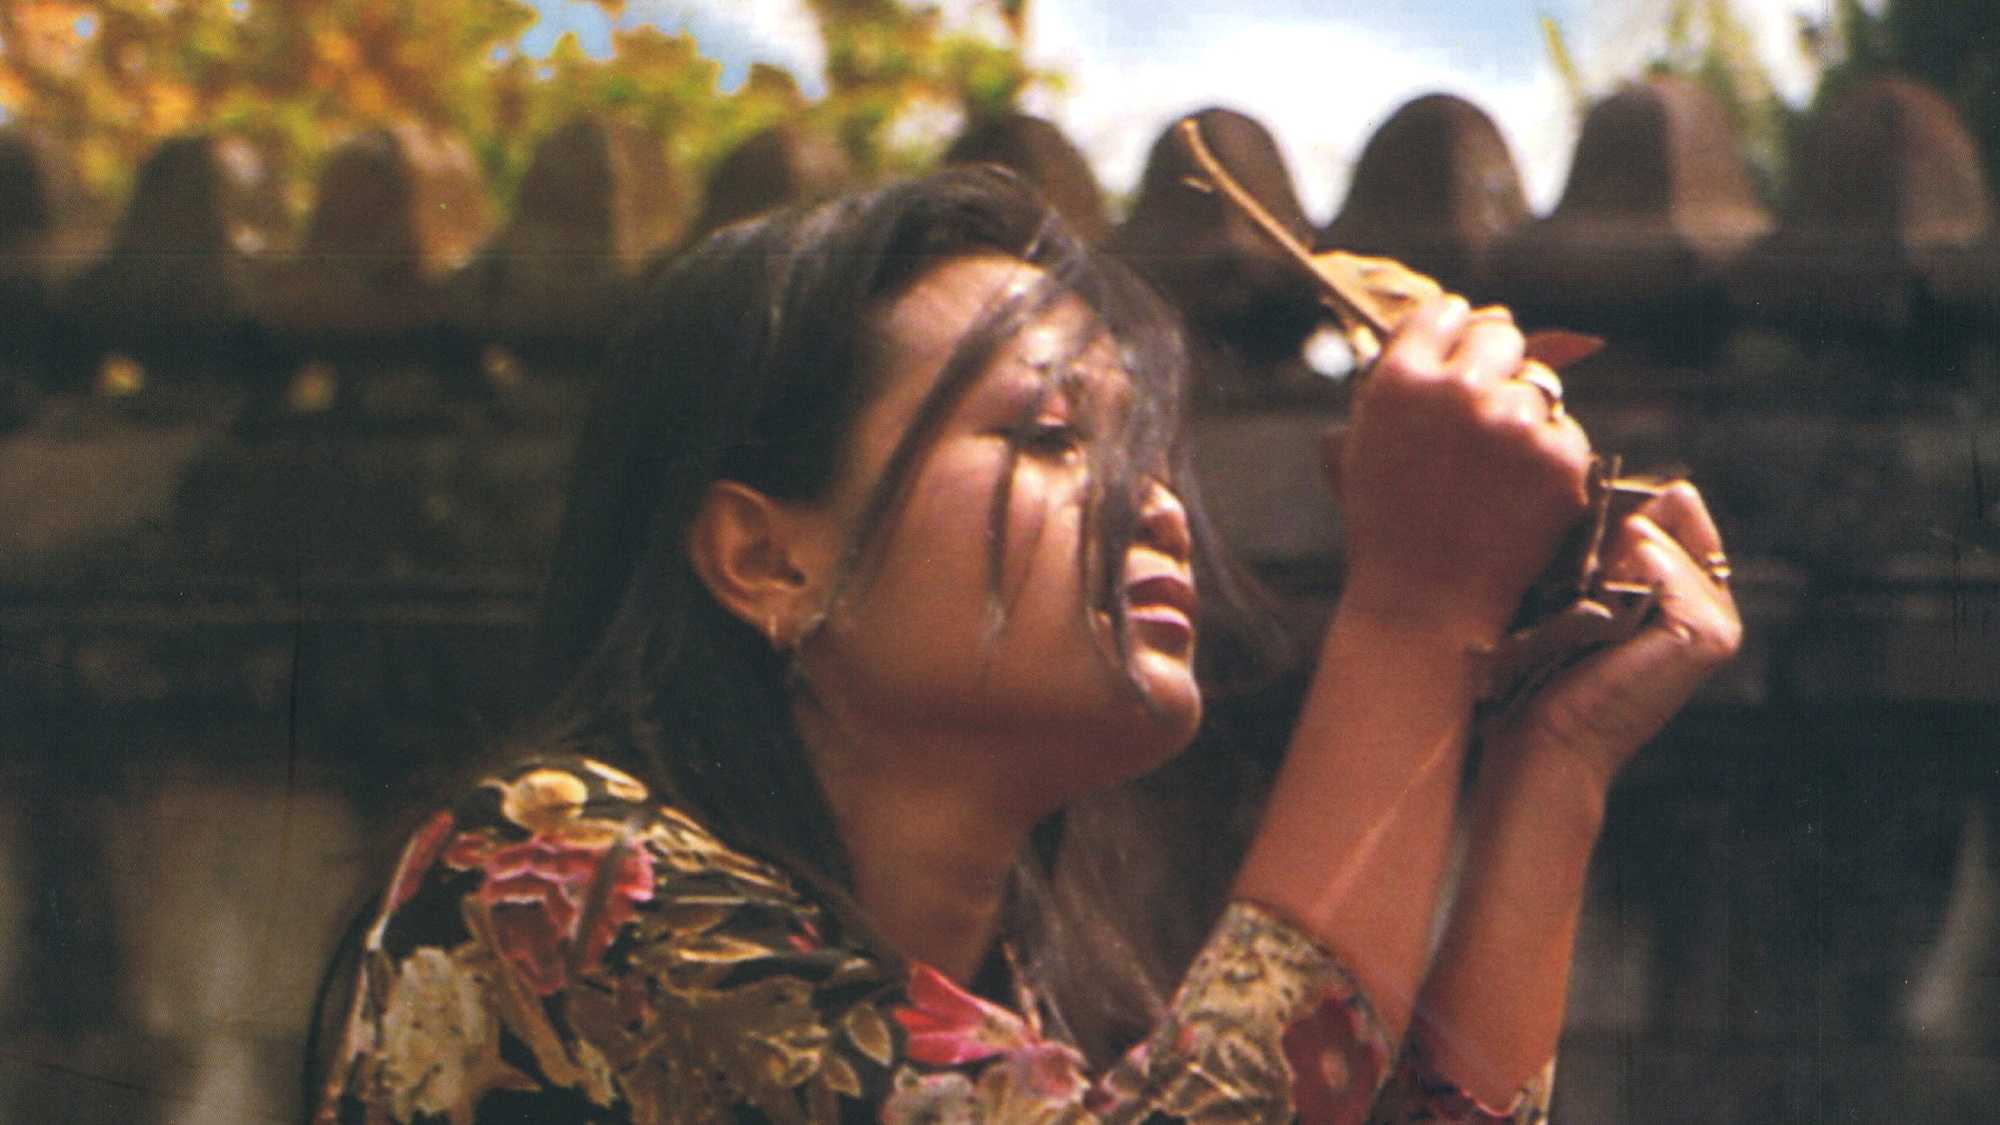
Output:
[688,481,824,647]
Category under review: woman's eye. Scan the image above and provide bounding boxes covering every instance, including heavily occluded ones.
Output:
[1019,421,1085,457]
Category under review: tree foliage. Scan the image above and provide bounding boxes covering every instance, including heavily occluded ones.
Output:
[0,0,1055,214]
[809,0,1052,164]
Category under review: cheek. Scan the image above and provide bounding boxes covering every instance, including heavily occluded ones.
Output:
[850,456,1097,675]
[988,463,1095,629]
[837,456,1015,663]
[895,455,1013,587]
[897,453,1081,591]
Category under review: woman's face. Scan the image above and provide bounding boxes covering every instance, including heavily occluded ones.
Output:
[794,254,1201,799]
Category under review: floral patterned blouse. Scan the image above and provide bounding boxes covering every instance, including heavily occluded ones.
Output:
[314,756,1553,1124]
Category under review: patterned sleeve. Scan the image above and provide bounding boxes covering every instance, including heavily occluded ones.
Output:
[313,756,1553,1124]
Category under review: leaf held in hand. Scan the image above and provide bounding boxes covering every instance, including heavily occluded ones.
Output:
[1523,329,1605,370]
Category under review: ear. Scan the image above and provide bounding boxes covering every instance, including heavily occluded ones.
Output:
[688,480,830,648]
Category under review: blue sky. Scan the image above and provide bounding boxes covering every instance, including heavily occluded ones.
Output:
[524,0,1836,216]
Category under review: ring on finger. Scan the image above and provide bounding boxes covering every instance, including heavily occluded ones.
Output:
[1702,550,1732,585]
[1515,361,1565,421]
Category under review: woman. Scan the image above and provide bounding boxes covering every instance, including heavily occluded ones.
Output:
[310,166,1738,1123]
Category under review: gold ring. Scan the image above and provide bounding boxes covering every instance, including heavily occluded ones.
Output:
[1703,551,1732,584]
[1516,361,1564,420]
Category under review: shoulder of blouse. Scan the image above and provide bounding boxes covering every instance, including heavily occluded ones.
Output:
[312,753,905,1122]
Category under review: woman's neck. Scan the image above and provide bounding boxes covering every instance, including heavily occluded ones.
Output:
[799,707,1046,983]
[839,777,1024,982]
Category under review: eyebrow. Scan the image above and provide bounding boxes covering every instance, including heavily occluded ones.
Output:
[954,366,1047,426]
[1004,327,1131,398]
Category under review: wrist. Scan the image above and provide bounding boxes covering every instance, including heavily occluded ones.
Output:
[1334,576,1508,657]
[1472,743,1610,851]
[1482,699,1630,807]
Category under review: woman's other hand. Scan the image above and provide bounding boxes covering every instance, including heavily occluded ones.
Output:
[1328,296,1594,647]
[1406,482,1740,1105]
[1485,480,1742,795]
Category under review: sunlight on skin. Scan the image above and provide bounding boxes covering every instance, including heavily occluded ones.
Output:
[1303,726,1463,926]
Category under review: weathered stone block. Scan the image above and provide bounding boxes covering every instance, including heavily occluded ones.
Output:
[262,124,490,339]
[680,122,849,248]
[1108,108,1326,397]
[1929,238,2000,339]
[1190,408,1343,562]
[1489,76,1771,357]
[62,134,289,340]
[450,116,688,346]
[945,112,1109,242]
[0,129,108,326]
[1320,94,1531,296]
[0,131,111,416]
[0,405,216,586]
[1734,77,1994,340]
[168,425,575,583]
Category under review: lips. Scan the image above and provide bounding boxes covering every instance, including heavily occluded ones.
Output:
[1123,571,1197,653]
[1126,572,1196,618]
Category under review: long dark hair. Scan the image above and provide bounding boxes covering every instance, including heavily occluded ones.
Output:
[529,164,1291,1059]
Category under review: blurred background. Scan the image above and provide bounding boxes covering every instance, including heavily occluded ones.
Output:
[1,0,1995,1120]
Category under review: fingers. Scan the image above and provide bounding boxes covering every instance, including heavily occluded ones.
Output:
[1537,410,1596,503]
[1636,480,1724,561]
[1317,413,1579,505]
[1339,293,1598,631]
[1382,296,1524,385]
[1631,480,1736,611]
[1495,504,1741,776]
[1603,514,1743,665]
[1381,298,1567,426]
[1513,362,1564,421]
[1475,353,1590,497]
[1369,295,1593,504]
[1481,374,1561,431]
[1449,307,1524,378]
[1381,294,1472,373]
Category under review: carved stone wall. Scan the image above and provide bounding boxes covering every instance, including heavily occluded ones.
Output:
[2,88,1996,1122]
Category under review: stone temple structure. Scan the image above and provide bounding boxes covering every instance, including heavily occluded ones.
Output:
[1,78,1997,1122]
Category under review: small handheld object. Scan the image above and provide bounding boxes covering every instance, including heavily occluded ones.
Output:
[1176,119,1676,707]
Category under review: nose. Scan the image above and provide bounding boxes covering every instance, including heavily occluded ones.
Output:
[1137,478,1193,563]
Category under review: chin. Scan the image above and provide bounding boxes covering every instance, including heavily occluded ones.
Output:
[1103,655,1204,776]
[1138,645,1202,718]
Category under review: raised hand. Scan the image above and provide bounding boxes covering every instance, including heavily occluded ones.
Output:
[1483,479,1742,792]
[1331,296,1595,649]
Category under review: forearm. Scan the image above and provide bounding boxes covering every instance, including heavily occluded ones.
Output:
[1409,751,1606,1108]
[1233,606,1481,1038]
